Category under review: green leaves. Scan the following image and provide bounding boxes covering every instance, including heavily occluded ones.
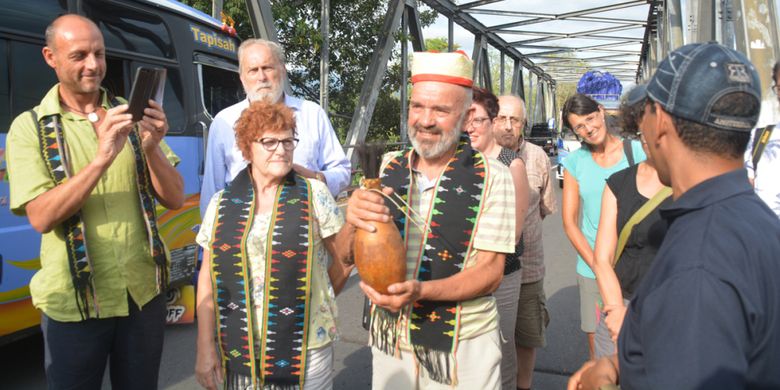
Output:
[183,0,437,144]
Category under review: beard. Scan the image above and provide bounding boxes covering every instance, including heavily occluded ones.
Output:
[409,114,465,160]
[246,81,284,103]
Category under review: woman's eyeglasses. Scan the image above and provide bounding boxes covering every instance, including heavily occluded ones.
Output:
[572,113,599,134]
[469,117,491,128]
[254,137,299,151]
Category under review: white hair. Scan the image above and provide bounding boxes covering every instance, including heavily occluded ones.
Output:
[238,39,286,73]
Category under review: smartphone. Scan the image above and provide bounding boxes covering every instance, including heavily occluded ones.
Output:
[128,67,166,122]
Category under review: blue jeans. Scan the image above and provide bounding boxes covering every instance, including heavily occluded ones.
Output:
[41,293,166,390]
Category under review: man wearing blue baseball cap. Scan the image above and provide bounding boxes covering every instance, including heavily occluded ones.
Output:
[568,42,780,390]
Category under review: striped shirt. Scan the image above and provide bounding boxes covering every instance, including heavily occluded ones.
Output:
[517,141,557,283]
[381,151,516,343]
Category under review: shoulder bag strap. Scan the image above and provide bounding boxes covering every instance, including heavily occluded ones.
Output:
[613,186,672,267]
[752,125,775,170]
[623,138,635,167]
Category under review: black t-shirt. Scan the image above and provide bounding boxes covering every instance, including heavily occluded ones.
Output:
[606,164,669,299]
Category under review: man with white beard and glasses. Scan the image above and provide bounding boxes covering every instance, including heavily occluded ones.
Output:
[200,39,350,216]
[346,51,516,389]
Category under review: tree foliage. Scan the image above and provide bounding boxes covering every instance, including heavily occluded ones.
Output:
[425,37,459,52]
[182,0,436,144]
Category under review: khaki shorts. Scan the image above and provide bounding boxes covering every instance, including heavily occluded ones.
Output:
[577,274,600,333]
[514,279,550,348]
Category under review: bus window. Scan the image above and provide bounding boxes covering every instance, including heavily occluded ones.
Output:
[199,63,242,118]
[0,0,66,39]
[161,69,187,134]
[9,41,58,122]
[0,40,9,133]
[88,1,174,59]
[103,57,127,99]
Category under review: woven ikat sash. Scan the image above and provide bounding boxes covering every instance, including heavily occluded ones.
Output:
[31,96,168,319]
[210,169,314,389]
[374,135,488,385]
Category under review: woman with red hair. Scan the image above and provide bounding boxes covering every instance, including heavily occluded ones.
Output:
[194,101,354,390]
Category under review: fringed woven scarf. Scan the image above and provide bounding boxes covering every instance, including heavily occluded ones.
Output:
[209,168,314,390]
[31,95,168,320]
[373,135,488,385]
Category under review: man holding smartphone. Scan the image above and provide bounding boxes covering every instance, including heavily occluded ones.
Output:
[6,14,183,390]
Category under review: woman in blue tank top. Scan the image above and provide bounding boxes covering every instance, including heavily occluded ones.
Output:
[560,94,645,360]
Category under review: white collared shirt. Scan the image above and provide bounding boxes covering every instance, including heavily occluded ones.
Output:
[745,125,780,218]
[200,94,351,216]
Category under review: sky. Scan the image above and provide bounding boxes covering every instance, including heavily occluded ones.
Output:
[414,0,780,125]
[420,0,650,88]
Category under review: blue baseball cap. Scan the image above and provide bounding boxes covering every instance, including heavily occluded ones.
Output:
[625,83,648,106]
[639,42,761,132]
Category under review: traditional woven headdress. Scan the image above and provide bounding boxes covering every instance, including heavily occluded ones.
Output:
[411,50,473,87]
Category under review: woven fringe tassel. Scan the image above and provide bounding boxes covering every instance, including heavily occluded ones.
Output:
[368,307,399,356]
[73,283,90,320]
[225,371,300,390]
[226,370,250,390]
[412,344,457,386]
[263,382,300,390]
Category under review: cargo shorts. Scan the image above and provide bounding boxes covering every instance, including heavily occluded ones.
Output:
[514,279,550,348]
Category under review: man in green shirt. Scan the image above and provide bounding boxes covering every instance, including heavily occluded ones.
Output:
[6,14,183,390]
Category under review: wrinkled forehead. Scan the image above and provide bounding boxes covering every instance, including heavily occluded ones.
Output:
[240,44,283,70]
[498,100,523,119]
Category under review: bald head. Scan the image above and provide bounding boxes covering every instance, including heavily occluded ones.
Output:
[496,95,527,150]
[45,14,101,50]
[498,95,526,121]
[42,14,106,96]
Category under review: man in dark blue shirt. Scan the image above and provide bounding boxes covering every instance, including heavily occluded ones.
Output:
[569,42,780,390]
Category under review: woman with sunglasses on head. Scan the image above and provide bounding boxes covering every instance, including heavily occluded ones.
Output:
[560,93,645,361]
[590,86,671,358]
[194,101,354,390]
[467,86,530,390]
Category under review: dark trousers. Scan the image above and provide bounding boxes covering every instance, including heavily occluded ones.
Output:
[41,293,166,390]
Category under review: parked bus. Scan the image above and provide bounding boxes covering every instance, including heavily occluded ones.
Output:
[0,0,243,344]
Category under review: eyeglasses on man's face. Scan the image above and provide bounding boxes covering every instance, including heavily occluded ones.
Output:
[254,137,299,151]
[495,115,522,127]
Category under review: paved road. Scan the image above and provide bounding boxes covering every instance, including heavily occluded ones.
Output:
[2,170,588,389]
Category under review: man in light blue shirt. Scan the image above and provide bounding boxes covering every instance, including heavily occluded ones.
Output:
[200,39,350,216]
[744,61,780,219]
